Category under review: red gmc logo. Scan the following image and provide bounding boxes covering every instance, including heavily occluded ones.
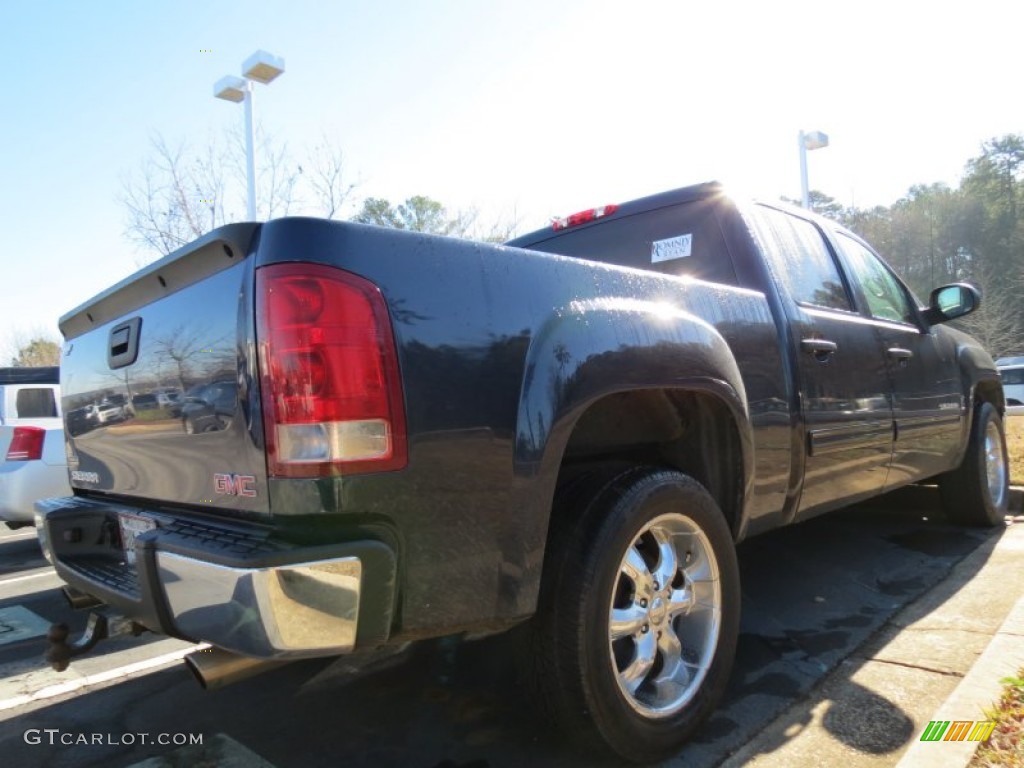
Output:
[213,473,257,498]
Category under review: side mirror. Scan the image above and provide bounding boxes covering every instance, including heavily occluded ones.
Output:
[922,283,981,325]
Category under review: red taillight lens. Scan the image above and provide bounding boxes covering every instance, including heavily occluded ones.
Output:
[6,426,45,461]
[551,203,619,231]
[256,263,407,477]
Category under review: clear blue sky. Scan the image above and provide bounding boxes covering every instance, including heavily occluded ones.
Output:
[2,0,1021,355]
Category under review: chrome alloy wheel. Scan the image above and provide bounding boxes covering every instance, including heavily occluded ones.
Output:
[608,512,721,717]
[984,420,1008,508]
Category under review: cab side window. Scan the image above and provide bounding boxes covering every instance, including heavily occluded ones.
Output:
[748,206,852,311]
[834,234,916,324]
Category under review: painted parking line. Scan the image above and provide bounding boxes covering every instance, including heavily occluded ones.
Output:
[0,570,54,586]
[0,606,51,646]
[0,571,62,603]
[0,642,207,712]
[0,531,38,542]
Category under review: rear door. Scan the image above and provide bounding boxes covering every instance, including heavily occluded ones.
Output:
[747,205,894,515]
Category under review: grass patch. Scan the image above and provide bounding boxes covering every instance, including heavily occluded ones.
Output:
[131,407,178,422]
[969,667,1024,767]
[1007,413,1024,487]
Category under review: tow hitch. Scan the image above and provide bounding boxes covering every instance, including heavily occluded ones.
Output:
[45,611,147,672]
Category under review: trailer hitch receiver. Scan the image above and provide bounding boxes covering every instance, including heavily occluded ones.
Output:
[45,612,146,672]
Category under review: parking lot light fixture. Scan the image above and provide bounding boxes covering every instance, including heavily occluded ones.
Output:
[799,130,829,209]
[213,51,286,220]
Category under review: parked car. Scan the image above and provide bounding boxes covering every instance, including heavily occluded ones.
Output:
[66,404,100,436]
[131,390,181,417]
[996,356,1024,407]
[155,389,183,415]
[38,184,1007,762]
[130,393,159,411]
[0,367,71,528]
[181,381,236,433]
[94,400,127,424]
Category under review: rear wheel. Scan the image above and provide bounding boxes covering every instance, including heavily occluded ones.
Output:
[939,402,1008,527]
[524,467,740,763]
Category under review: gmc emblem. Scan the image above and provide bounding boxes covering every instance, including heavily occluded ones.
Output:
[213,473,257,498]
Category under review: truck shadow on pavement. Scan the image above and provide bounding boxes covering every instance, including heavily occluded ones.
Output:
[2,487,1005,768]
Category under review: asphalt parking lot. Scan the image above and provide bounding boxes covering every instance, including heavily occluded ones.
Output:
[0,486,1014,768]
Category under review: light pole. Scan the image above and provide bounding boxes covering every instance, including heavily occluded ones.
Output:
[798,129,829,209]
[214,50,286,220]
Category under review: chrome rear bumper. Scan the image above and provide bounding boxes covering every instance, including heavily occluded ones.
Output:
[157,553,362,658]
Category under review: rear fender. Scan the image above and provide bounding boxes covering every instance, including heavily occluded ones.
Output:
[512,297,753,530]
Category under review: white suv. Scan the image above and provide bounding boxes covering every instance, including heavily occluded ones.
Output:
[0,367,71,528]
[996,357,1024,413]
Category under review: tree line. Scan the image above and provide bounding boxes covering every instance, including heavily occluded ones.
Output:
[804,134,1024,358]
[120,129,519,260]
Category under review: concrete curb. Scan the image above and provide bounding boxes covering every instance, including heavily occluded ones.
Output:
[894,592,1024,768]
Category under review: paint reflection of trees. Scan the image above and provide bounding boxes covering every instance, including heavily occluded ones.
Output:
[146,325,234,393]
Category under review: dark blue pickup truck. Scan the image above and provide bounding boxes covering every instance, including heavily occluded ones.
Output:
[37,182,1006,762]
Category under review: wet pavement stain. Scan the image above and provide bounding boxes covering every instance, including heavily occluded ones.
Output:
[875,575,925,596]
[823,614,874,630]
[691,716,740,743]
[886,529,976,556]
[733,671,804,699]
[786,629,851,656]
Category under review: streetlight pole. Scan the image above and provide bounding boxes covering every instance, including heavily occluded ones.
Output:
[213,50,286,221]
[243,81,256,220]
[798,129,829,209]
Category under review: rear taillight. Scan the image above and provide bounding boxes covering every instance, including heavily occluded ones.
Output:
[7,426,45,461]
[256,263,407,477]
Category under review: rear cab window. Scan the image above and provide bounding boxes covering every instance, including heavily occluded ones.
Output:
[15,387,58,418]
[515,197,739,286]
[1001,368,1024,386]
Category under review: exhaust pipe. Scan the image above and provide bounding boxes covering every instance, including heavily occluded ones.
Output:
[184,647,288,690]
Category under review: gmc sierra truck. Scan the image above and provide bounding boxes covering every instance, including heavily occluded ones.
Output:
[37,182,1007,763]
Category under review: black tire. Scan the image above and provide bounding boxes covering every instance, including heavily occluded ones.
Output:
[523,466,741,763]
[939,401,1009,527]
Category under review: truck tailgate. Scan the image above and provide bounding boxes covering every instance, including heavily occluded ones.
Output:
[59,225,268,516]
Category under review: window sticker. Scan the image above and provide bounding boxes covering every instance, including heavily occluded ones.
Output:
[651,233,692,263]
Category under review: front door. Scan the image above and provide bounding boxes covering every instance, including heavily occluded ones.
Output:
[831,233,964,486]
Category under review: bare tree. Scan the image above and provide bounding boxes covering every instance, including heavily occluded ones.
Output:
[957,261,1023,358]
[121,134,212,257]
[223,128,301,221]
[466,205,522,243]
[304,135,358,220]
[122,128,359,263]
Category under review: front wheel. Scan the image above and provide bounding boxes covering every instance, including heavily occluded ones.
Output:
[524,467,740,763]
[939,402,1009,527]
